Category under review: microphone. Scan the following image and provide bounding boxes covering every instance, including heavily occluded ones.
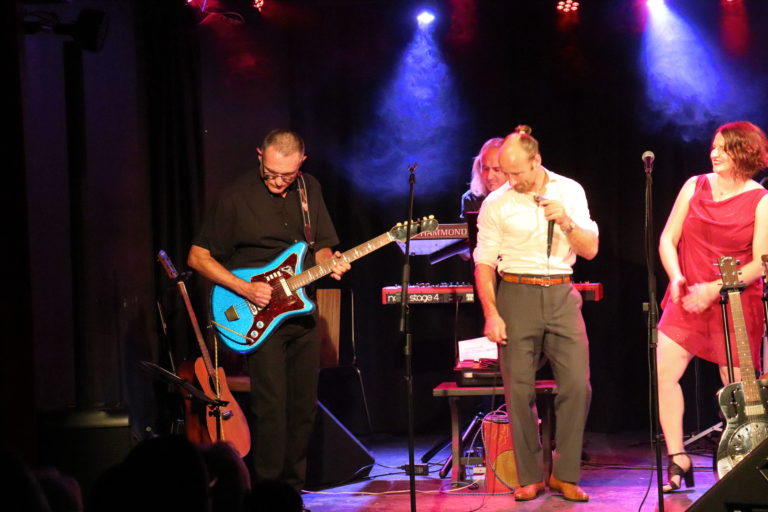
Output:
[156,250,193,282]
[642,150,655,174]
[157,250,179,280]
[534,195,555,258]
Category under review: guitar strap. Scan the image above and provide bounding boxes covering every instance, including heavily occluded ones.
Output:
[296,173,315,252]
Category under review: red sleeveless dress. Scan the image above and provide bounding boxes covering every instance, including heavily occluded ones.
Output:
[659,175,767,367]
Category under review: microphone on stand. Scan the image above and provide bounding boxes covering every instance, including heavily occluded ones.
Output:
[642,150,655,174]
[534,195,555,258]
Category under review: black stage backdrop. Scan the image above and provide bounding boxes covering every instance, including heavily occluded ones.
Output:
[9,0,768,460]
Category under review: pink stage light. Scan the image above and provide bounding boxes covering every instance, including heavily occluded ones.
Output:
[557,1,580,14]
[721,0,748,56]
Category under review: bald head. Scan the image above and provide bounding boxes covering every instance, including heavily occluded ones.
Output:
[499,129,543,194]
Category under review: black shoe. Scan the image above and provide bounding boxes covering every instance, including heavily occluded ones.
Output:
[663,452,694,493]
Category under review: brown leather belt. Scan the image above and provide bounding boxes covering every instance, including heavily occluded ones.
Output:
[502,273,571,287]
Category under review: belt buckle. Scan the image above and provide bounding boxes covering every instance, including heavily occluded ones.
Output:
[541,277,552,287]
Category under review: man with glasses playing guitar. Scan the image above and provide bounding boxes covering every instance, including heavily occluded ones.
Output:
[188,129,350,492]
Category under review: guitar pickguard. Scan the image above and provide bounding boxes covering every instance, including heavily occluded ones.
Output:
[210,244,314,354]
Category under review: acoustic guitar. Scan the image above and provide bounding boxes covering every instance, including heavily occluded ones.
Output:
[158,250,251,458]
[714,256,768,477]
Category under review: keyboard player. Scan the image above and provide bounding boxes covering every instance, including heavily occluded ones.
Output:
[460,137,506,219]
[459,137,506,261]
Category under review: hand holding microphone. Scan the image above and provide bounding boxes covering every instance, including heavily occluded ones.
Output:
[534,195,567,258]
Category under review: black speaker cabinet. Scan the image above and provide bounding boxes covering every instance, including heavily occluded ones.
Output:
[688,436,768,511]
[36,409,133,501]
[305,401,374,489]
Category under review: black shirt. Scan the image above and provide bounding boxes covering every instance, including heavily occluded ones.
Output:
[460,188,485,219]
[193,172,339,270]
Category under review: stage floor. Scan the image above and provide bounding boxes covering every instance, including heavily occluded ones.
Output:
[302,430,719,511]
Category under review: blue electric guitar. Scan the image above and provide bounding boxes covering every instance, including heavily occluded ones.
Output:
[210,216,439,354]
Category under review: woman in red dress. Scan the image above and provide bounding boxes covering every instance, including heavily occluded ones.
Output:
[657,121,768,492]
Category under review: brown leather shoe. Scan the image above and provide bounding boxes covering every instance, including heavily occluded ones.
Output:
[549,474,589,502]
[513,481,545,501]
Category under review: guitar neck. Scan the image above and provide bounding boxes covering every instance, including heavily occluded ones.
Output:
[727,290,763,410]
[288,232,394,291]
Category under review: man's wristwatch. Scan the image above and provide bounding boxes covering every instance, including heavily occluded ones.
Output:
[562,221,576,234]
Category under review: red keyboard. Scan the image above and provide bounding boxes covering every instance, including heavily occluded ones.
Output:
[381,283,474,304]
[381,282,603,304]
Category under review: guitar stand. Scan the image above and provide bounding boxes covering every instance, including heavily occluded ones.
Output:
[684,421,723,447]
[685,290,735,453]
[140,360,222,407]
[762,272,768,374]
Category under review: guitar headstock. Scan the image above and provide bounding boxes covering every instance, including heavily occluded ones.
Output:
[389,216,439,241]
[717,256,746,292]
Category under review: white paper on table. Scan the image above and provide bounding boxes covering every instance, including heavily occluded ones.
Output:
[458,336,498,362]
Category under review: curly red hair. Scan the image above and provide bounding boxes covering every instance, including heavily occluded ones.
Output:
[715,121,768,179]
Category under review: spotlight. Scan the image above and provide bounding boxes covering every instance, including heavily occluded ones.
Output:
[417,10,435,27]
[556,0,580,14]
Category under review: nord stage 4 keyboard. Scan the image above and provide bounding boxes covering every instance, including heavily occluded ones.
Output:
[381,283,474,304]
[381,281,603,305]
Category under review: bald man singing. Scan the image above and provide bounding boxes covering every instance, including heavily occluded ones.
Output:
[473,125,598,502]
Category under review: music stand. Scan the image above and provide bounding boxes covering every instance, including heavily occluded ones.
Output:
[139,360,227,408]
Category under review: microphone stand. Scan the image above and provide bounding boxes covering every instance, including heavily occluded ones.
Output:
[643,157,665,511]
[399,163,418,512]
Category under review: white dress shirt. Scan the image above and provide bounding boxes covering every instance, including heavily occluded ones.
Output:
[473,167,598,275]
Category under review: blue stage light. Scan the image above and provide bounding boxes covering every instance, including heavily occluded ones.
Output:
[640,0,762,140]
[417,11,435,27]
[343,9,466,203]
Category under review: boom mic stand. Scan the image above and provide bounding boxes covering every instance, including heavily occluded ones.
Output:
[399,162,418,512]
[642,151,665,511]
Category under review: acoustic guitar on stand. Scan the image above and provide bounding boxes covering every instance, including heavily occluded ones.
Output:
[210,216,439,354]
[714,255,768,477]
[157,250,251,458]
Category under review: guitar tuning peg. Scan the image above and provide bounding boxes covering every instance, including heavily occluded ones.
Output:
[396,222,402,227]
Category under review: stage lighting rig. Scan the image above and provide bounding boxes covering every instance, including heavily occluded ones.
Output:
[557,0,580,14]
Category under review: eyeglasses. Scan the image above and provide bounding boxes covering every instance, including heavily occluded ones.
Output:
[260,161,300,183]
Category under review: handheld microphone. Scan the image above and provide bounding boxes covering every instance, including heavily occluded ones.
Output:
[642,150,655,174]
[534,195,555,258]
